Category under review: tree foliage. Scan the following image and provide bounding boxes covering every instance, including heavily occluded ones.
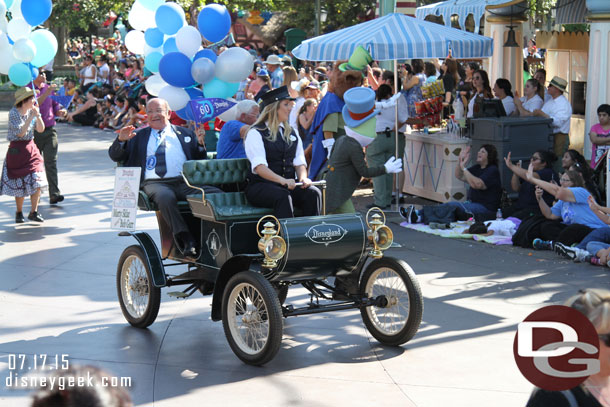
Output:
[49,0,129,32]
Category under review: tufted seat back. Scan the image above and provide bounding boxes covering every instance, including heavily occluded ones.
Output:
[182,158,250,186]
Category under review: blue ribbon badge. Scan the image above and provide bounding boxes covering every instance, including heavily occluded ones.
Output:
[146,155,157,170]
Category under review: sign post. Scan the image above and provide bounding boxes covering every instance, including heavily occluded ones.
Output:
[111,167,141,231]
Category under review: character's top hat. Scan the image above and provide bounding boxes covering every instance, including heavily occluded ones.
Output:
[339,46,373,75]
[342,87,379,128]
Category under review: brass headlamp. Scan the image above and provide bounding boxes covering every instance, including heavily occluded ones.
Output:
[256,215,287,268]
[366,208,393,258]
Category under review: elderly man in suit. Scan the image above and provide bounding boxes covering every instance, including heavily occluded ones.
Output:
[108,97,219,256]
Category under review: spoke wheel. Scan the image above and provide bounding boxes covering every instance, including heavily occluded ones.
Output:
[360,258,423,346]
[117,245,161,328]
[222,271,283,365]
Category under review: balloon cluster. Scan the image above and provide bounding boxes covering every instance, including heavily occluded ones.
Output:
[126,0,254,120]
[0,0,57,86]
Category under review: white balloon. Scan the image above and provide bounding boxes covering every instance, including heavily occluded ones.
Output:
[215,47,254,83]
[125,30,146,55]
[145,74,168,96]
[0,16,7,33]
[128,0,156,31]
[12,38,36,62]
[218,98,238,122]
[159,85,189,110]
[0,33,10,51]
[10,0,22,19]
[175,25,201,58]
[0,46,18,75]
[7,18,31,40]
[0,1,6,17]
[143,43,163,56]
[190,57,215,85]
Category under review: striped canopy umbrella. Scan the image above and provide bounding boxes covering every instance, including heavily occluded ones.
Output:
[292,13,493,62]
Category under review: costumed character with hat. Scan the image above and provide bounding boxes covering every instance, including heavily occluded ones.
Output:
[324,87,403,214]
[532,75,572,172]
[244,86,321,218]
[308,46,371,180]
[0,87,47,223]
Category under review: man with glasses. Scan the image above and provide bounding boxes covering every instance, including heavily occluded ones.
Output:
[217,100,259,159]
[108,98,220,257]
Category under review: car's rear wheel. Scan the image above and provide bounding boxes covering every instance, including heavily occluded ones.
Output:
[222,271,283,365]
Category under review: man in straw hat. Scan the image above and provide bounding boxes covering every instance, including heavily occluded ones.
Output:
[265,54,284,89]
[533,75,572,170]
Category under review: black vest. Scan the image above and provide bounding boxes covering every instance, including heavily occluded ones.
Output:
[249,125,298,183]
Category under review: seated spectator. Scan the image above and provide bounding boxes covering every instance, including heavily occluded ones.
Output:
[503,150,558,219]
[526,167,608,250]
[57,79,69,96]
[589,104,610,168]
[76,55,97,92]
[402,144,502,223]
[466,69,493,118]
[97,55,110,85]
[561,149,602,203]
[109,95,127,129]
[514,78,544,115]
[493,78,515,116]
[67,87,101,126]
[217,100,259,159]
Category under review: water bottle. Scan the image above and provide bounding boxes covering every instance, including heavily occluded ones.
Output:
[496,208,502,220]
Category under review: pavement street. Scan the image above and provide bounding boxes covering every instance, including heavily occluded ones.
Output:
[1,110,609,407]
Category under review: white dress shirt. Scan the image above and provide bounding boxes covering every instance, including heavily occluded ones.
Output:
[375,93,409,133]
[500,95,515,116]
[144,126,187,180]
[520,94,544,112]
[541,94,572,134]
[245,123,306,175]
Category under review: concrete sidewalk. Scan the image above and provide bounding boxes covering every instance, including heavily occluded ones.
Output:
[1,112,608,407]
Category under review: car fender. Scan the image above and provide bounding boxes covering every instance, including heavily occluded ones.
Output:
[118,231,166,287]
[210,255,258,321]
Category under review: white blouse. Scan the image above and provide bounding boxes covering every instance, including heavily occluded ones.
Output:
[245,123,307,175]
[520,94,544,113]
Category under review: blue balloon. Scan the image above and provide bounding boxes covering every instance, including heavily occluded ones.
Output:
[185,87,203,99]
[193,49,217,63]
[140,0,164,11]
[155,3,185,35]
[29,65,39,79]
[21,0,52,26]
[197,4,231,43]
[9,63,32,86]
[162,37,179,54]
[158,52,195,88]
[203,78,239,99]
[144,28,164,48]
[144,52,163,73]
[30,29,58,67]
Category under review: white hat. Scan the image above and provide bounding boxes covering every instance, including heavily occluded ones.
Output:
[265,54,281,65]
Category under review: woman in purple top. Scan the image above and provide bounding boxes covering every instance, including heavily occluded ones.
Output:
[0,88,47,223]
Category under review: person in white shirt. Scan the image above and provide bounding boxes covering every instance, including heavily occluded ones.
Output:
[514,78,545,115]
[492,78,515,116]
[97,55,110,85]
[244,86,321,218]
[466,69,493,118]
[533,76,573,169]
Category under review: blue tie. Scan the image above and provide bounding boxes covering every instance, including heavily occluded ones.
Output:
[155,131,167,178]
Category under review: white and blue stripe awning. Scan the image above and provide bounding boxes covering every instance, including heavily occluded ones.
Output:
[555,0,587,25]
[292,13,493,61]
[416,0,510,33]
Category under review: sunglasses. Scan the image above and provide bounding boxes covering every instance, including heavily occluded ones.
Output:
[600,334,610,347]
[531,156,541,162]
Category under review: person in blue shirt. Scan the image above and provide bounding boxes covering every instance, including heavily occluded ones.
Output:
[526,166,608,249]
[217,100,259,159]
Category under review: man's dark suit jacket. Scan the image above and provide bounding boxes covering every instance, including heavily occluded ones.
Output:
[108,125,207,182]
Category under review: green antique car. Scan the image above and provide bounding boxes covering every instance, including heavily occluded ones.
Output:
[116,158,423,365]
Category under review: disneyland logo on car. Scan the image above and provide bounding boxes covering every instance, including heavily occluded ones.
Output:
[306,223,348,245]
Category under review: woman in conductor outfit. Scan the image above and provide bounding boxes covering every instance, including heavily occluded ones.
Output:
[244,86,321,218]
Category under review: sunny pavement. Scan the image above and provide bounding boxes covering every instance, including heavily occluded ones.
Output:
[0,110,608,407]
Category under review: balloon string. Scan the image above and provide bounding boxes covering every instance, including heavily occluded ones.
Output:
[28,63,38,104]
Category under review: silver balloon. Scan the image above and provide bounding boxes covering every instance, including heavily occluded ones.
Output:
[215,47,253,83]
[191,57,215,85]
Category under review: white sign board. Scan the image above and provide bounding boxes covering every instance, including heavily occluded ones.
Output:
[111,167,141,231]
